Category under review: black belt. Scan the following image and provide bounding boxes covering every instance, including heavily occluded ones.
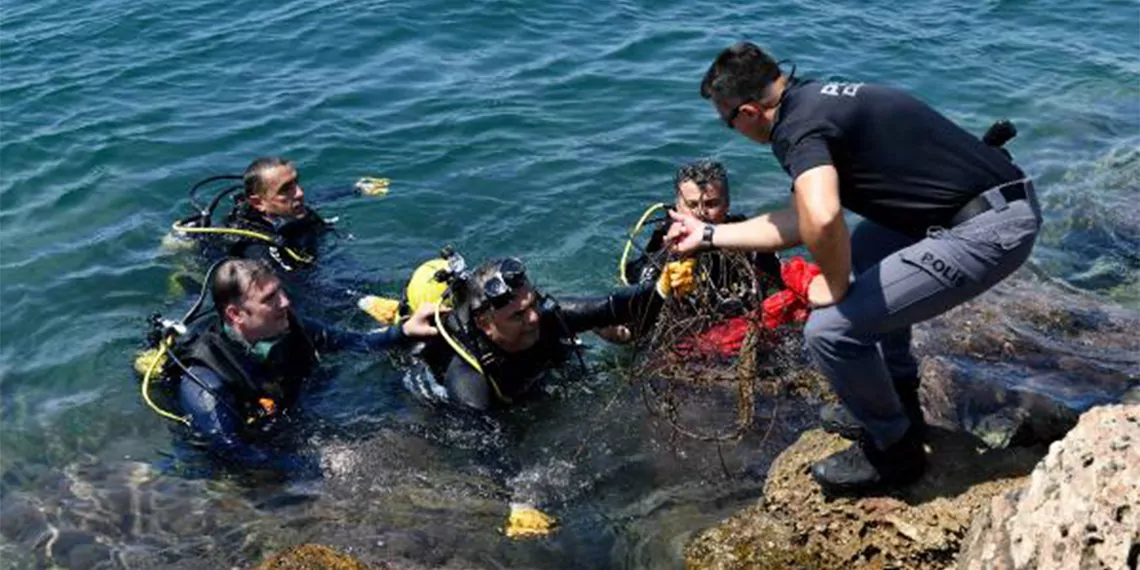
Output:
[950,180,1030,227]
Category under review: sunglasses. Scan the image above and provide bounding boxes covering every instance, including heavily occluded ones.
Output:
[473,257,529,312]
[720,62,796,129]
[723,100,756,129]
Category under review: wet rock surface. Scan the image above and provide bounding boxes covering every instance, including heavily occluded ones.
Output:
[685,428,1046,569]
[957,404,1140,570]
[685,273,1139,569]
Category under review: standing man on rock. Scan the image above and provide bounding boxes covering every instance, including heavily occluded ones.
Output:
[667,41,1040,495]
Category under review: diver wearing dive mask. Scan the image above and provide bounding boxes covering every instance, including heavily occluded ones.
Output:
[407,255,665,412]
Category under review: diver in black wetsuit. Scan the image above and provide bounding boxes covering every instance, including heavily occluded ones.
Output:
[406,255,670,412]
[623,159,782,288]
[162,258,439,472]
[599,159,786,343]
[174,157,333,274]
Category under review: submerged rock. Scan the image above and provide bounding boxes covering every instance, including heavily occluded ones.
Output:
[957,404,1140,570]
[250,543,488,570]
[914,272,1139,448]
[252,544,369,570]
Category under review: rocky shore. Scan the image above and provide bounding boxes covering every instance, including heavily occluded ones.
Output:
[684,405,1137,570]
[685,271,1139,570]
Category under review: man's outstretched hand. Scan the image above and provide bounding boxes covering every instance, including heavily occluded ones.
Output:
[665,210,708,255]
[401,302,444,338]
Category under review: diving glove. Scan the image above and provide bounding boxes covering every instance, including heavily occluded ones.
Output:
[504,503,558,539]
[656,258,697,299]
[354,176,390,196]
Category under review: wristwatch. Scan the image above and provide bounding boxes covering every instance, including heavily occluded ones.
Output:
[701,224,716,250]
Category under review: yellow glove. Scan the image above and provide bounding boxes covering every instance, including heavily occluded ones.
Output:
[357,295,401,325]
[504,503,558,539]
[656,258,697,298]
[354,176,390,196]
[133,347,167,376]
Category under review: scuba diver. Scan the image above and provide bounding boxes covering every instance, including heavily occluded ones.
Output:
[397,249,685,412]
[621,159,782,288]
[600,159,787,343]
[136,258,439,472]
[171,156,339,273]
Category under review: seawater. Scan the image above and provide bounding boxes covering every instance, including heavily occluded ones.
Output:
[1,0,1137,568]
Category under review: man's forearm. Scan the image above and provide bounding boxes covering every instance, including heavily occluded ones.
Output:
[802,215,851,291]
[302,316,405,353]
[558,282,661,332]
[710,208,802,252]
[794,166,851,294]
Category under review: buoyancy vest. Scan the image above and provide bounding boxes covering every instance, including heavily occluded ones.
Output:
[179,313,319,427]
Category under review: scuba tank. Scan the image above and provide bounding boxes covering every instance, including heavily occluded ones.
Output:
[133,259,224,426]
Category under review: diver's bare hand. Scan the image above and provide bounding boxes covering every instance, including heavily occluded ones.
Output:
[666,210,706,254]
[401,302,443,338]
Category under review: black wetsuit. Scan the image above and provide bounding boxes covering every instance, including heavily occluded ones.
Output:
[412,282,662,411]
[175,312,408,470]
[223,203,331,272]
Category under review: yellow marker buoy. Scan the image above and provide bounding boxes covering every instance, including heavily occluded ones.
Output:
[357,295,401,325]
[504,503,558,539]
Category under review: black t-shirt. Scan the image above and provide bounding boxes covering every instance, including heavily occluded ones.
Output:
[770,79,1024,237]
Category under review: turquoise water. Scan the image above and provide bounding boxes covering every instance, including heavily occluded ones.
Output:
[1,0,1138,567]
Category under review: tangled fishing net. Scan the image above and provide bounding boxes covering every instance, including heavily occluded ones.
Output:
[629,250,820,442]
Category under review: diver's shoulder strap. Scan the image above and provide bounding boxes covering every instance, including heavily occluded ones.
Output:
[183,321,261,405]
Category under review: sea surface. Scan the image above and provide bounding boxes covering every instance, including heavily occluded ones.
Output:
[1,0,1138,568]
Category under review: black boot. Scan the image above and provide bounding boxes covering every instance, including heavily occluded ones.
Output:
[810,424,926,496]
[819,376,925,440]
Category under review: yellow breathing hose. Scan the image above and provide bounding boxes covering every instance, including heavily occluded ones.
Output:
[619,203,667,285]
[141,335,190,425]
[171,221,314,264]
[434,302,510,403]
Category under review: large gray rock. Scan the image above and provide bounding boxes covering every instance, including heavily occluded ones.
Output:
[958,404,1140,570]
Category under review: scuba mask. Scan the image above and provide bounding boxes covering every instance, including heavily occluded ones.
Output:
[470,257,529,314]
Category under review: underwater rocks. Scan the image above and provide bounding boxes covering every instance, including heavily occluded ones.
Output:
[251,543,487,570]
[253,544,370,570]
[957,404,1140,570]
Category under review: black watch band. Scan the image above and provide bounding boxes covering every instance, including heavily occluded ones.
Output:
[701,224,716,249]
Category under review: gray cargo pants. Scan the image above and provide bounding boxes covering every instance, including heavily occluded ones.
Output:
[803,181,1042,450]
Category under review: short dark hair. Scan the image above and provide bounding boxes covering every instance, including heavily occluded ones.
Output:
[242,156,291,198]
[674,159,730,198]
[212,258,276,319]
[700,42,782,102]
[467,258,530,317]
